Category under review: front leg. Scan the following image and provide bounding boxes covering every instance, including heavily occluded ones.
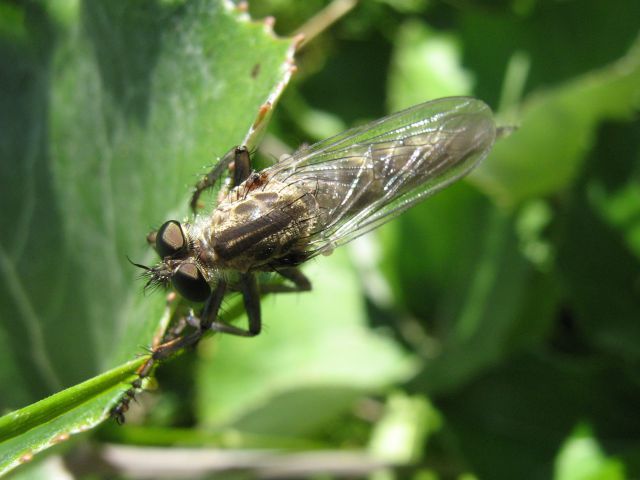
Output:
[190,145,253,213]
[110,282,228,423]
[206,273,262,337]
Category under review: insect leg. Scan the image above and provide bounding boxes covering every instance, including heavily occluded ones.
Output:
[111,282,229,424]
[231,146,252,186]
[110,328,203,424]
[163,314,192,342]
[112,273,265,422]
[260,267,312,294]
[190,146,252,213]
[206,273,261,337]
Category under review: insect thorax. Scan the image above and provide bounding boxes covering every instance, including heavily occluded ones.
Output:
[197,179,320,272]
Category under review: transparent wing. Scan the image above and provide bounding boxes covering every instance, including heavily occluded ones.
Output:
[269,96,497,256]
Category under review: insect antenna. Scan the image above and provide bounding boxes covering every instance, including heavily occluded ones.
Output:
[127,256,152,272]
[126,256,172,292]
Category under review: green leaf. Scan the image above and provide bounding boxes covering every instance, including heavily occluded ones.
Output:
[0,0,296,474]
[587,121,640,260]
[557,179,640,359]
[438,353,639,480]
[368,392,440,464]
[387,20,473,110]
[473,36,640,206]
[555,424,625,480]
[0,359,143,476]
[460,0,640,105]
[379,185,557,394]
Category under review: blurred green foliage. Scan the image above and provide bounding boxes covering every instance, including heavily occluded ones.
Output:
[1,0,639,479]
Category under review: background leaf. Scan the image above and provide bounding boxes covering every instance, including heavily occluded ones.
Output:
[196,249,416,435]
[473,38,640,205]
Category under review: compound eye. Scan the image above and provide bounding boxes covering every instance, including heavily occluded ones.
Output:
[172,263,211,303]
[156,220,186,258]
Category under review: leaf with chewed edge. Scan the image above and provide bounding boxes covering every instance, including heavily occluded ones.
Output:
[0,0,297,475]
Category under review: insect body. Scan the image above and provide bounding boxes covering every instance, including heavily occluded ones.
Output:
[112,96,497,422]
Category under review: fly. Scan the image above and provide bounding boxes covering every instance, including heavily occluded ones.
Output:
[112,96,499,422]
